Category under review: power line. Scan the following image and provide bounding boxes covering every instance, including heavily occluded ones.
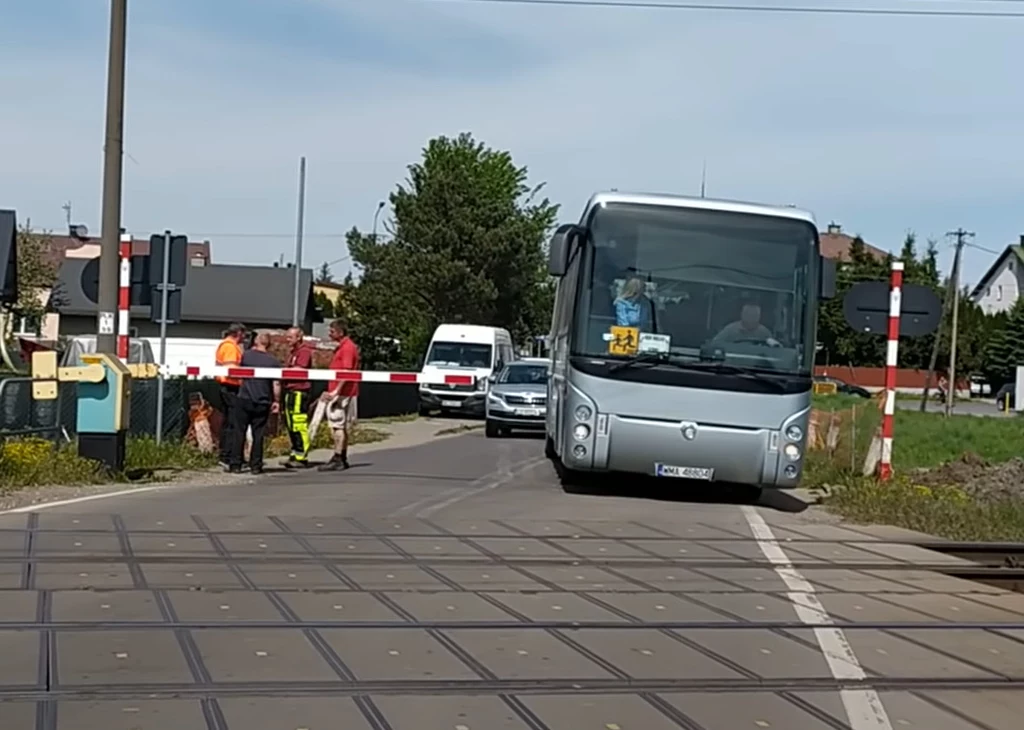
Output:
[423,0,1024,18]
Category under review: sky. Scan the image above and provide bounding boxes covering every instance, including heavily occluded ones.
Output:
[2,0,1023,289]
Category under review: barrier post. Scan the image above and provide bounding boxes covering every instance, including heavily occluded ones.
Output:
[878,260,904,481]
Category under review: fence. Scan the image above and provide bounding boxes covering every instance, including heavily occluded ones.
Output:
[807,393,885,480]
[0,375,420,443]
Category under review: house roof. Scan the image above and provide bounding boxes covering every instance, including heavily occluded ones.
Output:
[40,234,211,267]
[52,259,318,326]
[968,245,1024,300]
[818,226,888,262]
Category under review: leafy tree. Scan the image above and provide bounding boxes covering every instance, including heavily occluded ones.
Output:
[4,225,59,338]
[315,262,334,284]
[313,290,335,320]
[347,132,558,365]
[981,300,1024,386]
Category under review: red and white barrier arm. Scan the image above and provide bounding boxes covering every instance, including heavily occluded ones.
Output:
[163,364,476,386]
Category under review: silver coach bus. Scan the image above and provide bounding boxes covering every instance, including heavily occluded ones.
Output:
[544,192,836,493]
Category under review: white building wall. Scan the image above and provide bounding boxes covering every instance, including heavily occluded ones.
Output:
[974,257,1021,315]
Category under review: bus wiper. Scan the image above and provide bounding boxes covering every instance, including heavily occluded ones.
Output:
[681,362,786,391]
[607,352,674,373]
[608,356,785,391]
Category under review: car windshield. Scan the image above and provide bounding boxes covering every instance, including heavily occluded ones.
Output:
[571,202,818,376]
[426,342,493,368]
[500,364,548,384]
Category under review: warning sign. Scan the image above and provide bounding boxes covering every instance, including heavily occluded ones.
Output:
[607,326,639,356]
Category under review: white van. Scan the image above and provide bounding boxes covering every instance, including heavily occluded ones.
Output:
[419,324,515,416]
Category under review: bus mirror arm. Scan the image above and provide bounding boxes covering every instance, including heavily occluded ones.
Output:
[548,223,581,276]
[819,256,837,300]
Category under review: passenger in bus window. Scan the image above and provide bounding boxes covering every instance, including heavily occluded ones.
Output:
[710,302,780,347]
[613,277,653,329]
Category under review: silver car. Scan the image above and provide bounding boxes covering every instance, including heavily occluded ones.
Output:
[485,359,550,437]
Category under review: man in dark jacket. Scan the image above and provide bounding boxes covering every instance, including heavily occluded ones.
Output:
[228,331,281,474]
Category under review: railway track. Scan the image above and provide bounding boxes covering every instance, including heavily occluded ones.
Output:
[913,540,1024,593]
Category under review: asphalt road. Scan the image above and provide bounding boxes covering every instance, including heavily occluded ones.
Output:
[896,397,1011,418]
[1,431,1023,729]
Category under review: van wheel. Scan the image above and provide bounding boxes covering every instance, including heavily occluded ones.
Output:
[485,420,499,438]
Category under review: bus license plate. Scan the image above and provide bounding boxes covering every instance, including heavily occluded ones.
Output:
[514,407,540,416]
[655,463,714,480]
[441,400,462,408]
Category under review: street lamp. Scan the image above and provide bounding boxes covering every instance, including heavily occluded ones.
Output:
[372,200,385,242]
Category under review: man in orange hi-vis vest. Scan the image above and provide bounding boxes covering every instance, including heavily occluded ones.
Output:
[215,322,247,467]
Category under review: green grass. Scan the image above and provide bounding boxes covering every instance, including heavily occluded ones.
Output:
[264,423,389,458]
[0,435,219,491]
[823,477,1024,541]
[807,396,1024,541]
[125,436,218,471]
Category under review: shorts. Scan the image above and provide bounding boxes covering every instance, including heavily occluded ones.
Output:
[326,395,358,430]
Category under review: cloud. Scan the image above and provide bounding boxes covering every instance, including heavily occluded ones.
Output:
[2,0,1023,286]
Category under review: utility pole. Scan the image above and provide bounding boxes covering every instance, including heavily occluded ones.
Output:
[944,227,974,417]
[920,267,955,412]
[291,156,306,327]
[97,0,128,353]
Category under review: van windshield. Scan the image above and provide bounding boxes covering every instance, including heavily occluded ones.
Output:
[426,342,493,368]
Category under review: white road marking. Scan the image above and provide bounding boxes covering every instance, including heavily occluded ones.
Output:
[0,485,172,515]
[740,506,894,730]
[416,456,546,518]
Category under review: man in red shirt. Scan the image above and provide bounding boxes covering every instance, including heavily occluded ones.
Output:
[282,327,315,468]
[318,319,361,472]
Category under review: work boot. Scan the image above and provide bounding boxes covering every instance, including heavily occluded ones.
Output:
[340,450,350,470]
[317,454,344,472]
[284,458,310,469]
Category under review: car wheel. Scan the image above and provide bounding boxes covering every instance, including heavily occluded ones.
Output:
[485,419,499,438]
[544,435,557,460]
[418,405,430,417]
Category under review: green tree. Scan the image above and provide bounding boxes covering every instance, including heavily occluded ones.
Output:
[315,262,334,284]
[5,225,59,337]
[313,290,335,319]
[981,300,1024,386]
[347,132,558,364]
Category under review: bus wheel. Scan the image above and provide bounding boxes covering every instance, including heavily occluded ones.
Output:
[554,458,588,494]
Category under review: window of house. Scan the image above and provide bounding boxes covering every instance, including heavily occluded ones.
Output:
[1010,260,1015,272]
[998,285,1003,301]
[14,315,40,336]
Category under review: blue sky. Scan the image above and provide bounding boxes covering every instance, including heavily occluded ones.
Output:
[2,0,1023,288]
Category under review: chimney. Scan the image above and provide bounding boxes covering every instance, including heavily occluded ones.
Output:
[827,222,842,235]
[1019,234,1024,246]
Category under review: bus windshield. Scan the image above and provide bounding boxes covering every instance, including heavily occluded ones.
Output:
[571,202,818,376]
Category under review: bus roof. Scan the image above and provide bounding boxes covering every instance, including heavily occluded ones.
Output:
[583,191,817,227]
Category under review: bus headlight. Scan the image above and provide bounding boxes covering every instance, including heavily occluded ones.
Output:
[574,405,592,422]
[785,425,803,441]
[783,443,801,461]
[573,423,591,441]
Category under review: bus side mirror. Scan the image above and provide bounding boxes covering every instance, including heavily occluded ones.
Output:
[548,223,579,277]
[820,256,836,300]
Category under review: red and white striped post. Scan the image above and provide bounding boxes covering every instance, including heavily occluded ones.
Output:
[117,233,132,360]
[878,259,904,481]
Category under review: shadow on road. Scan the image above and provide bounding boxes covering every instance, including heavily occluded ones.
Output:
[573,476,808,514]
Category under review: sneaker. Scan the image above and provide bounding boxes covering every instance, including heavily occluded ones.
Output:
[250,465,264,475]
[284,459,310,469]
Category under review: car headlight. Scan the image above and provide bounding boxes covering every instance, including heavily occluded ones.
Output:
[573,423,591,440]
[785,425,803,441]
[783,443,801,461]
[574,405,593,421]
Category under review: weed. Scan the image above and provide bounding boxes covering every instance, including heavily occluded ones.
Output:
[125,436,218,471]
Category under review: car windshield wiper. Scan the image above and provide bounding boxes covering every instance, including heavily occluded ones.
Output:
[608,355,785,391]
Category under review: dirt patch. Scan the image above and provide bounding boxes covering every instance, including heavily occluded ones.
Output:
[913,452,1024,502]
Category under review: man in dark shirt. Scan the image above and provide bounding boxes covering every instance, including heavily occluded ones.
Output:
[282,326,315,469]
[228,331,281,474]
